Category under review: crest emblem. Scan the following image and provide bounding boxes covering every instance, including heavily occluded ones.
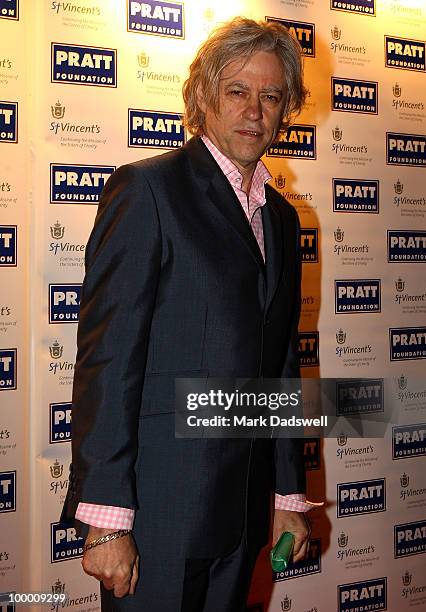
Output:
[51,101,65,119]
[398,374,407,390]
[50,459,63,479]
[332,125,342,141]
[338,531,348,548]
[392,83,402,98]
[203,7,215,21]
[400,472,409,488]
[281,595,292,611]
[137,52,149,68]
[334,227,344,242]
[394,179,403,194]
[336,329,346,345]
[275,174,286,190]
[50,221,64,240]
[402,571,412,586]
[52,578,66,595]
[395,278,405,292]
[331,25,341,40]
[49,340,63,360]
[337,432,347,446]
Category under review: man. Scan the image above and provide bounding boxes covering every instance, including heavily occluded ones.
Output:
[62,17,315,612]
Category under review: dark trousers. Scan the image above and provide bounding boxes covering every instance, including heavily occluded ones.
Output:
[100,530,260,612]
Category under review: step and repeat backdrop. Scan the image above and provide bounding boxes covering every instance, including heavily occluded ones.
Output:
[0,0,425,611]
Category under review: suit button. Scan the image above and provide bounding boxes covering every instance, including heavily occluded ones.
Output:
[264,318,270,326]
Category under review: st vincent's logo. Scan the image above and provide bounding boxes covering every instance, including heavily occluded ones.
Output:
[338,531,348,548]
[127,0,184,39]
[266,17,315,57]
[337,432,348,446]
[50,221,64,240]
[50,459,63,479]
[331,0,375,15]
[51,100,65,119]
[0,0,19,20]
[51,43,117,87]
[393,83,402,98]
[331,25,341,41]
[385,36,425,72]
[338,578,386,612]
[394,179,403,194]
[332,125,343,141]
[128,109,185,149]
[49,340,63,360]
[332,78,378,114]
[0,101,18,143]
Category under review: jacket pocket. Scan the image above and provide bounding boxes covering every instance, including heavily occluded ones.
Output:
[140,369,209,416]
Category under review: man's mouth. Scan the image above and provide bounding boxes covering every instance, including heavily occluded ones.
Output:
[236,129,263,138]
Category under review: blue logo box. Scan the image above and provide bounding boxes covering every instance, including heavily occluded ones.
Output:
[336,379,384,416]
[49,284,82,324]
[304,438,320,470]
[0,101,18,143]
[331,0,375,15]
[332,78,378,114]
[394,520,426,558]
[389,327,426,361]
[386,132,426,167]
[385,36,425,72]
[266,18,315,57]
[0,471,16,513]
[335,279,381,313]
[338,578,386,612]
[300,228,318,263]
[273,538,321,581]
[299,331,319,367]
[337,478,386,517]
[127,0,184,38]
[388,230,426,262]
[392,424,426,459]
[128,109,185,149]
[0,349,16,391]
[267,124,316,159]
[51,43,117,87]
[50,164,115,204]
[51,522,84,563]
[0,225,17,266]
[333,178,379,213]
[50,402,72,444]
[0,0,18,20]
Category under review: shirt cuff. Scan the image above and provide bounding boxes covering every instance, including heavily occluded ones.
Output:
[75,503,135,529]
[275,493,324,512]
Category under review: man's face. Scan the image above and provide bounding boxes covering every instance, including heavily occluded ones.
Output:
[200,50,286,173]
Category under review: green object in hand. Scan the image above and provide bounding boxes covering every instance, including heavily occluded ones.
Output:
[270,531,295,572]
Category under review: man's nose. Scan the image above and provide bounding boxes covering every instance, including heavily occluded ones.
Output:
[243,96,263,121]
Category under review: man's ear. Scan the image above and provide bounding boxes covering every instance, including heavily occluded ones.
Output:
[196,85,207,114]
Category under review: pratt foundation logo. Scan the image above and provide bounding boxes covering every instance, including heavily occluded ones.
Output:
[338,531,348,547]
[300,229,318,263]
[394,519,426,558]
[402,571,412,587]
[275,174,286,190]
[49,284,82,324]
[335,279,381,314]
[334,227,344,242]
[299,331,319,367]
[331,25,341,41]
[332,125,343,141]
[49,340,63,360]
[50,221,64,240]
[336,379,383,416]
[333,179,379,214]
[51,43,117,87]
[395,277,405,292]
[0,348,16,391]
[397,374,407,389]
[127,0,184,39]
[50,459,63,479]
[0,0,19,20]
[128,109,185,149]
[400,472,409,488]
[0,226,17,266]
[0,471,16,512]
[337,432,347,446]
[51,100,65,119]
[332,78,378,114]
[304,438,320,470]
[338,578,386,612]
[51,522,84,563]
[385,36,426,73]
[388,231,426,262]
[137,51,150,68]
[266,18,315,57]
[50,402,72,444]
[337,478,386,517]
[386,132,426,167]
[0,101,18,143]
[394,179,403,194]
[331,0,375,16]
[336,328,346,344]
[50,164,115,204]
[393,83,402,98]
[390,327,426,361]
[281,595,292,611]
[267,124,316,159]
[273,538,321,582]
[392,424,426,459]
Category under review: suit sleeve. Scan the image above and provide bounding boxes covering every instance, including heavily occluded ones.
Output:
[62,164,161,522]
[274,207,306,496]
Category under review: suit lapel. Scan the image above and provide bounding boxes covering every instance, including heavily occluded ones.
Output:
[262,194,283,314]
[184,137,265,272]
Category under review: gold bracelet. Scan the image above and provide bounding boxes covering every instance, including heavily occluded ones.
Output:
[83,529,131,552]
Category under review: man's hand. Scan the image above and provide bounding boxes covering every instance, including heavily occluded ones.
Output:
[82,527,139,598]
[272,510,310,563]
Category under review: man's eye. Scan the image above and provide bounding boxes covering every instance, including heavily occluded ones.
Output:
[264,94,279,103]
[229,90,244,96]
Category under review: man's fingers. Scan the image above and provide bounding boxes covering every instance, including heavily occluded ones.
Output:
[129,556,140,595]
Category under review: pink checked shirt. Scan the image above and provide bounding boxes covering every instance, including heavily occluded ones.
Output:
[76,136,320,530]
